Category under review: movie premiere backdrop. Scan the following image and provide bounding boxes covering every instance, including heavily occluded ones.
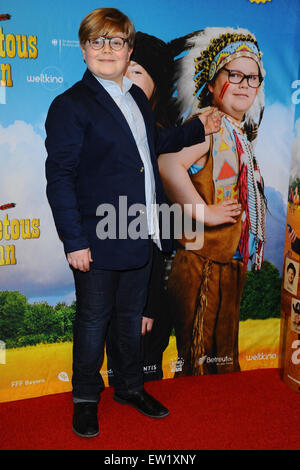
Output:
[0,0,299,402]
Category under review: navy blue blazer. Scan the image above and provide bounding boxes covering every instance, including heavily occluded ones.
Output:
[45,69,205,270]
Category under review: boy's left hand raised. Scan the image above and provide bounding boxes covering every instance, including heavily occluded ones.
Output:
[198,107,223,135]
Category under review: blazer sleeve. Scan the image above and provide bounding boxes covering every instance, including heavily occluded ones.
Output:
[45,93,90,254]
[154,116,205,156]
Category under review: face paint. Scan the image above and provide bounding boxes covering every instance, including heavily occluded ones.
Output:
[219,81,230,101]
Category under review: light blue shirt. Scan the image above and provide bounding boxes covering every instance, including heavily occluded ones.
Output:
[95,75,161,248]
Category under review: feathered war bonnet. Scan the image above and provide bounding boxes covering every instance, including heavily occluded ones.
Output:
[170,27,266,141]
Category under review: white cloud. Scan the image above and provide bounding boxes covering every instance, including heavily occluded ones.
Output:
[0,120,73,295]
[255,102,294,202]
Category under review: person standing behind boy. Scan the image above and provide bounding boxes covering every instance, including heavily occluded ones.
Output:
[45,8,224,438]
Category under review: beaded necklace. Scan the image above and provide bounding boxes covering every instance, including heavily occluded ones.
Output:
[224,116,266,269]
[224,114,244,133]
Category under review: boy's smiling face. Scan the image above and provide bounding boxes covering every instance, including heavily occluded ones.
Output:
[81,32,132,87]
[208,57,260,121]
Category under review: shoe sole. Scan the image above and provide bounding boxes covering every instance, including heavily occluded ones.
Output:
[72,426,100,438]
[113,395,170,419]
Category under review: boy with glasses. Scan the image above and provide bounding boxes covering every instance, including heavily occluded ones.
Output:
[45,8,221,438]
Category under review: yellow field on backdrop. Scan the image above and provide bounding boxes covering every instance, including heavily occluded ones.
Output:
[0,318,280,402]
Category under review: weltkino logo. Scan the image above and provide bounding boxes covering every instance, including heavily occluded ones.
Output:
[26,66,64,91]
[246,352,277,361]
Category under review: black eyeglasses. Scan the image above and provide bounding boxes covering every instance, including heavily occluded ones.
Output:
[222,67,263,88]
[88,37,128,51]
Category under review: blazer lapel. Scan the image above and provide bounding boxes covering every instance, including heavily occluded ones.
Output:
[81,69,139,149]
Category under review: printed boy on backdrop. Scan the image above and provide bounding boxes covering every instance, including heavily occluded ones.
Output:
[45,8,223,438]
[158,28,267,376]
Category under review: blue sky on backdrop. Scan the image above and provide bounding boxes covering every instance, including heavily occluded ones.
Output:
[1,0,300,304]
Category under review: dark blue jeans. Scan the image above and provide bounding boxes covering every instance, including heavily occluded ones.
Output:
[72,256,152,402]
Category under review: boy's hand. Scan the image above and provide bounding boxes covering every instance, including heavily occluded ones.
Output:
[198,107,223,135]
[204,200,241,226]
[141,316,154,335]
[67,247,93,272]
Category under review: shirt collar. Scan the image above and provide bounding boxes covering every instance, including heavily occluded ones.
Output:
[94,75,133,98]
